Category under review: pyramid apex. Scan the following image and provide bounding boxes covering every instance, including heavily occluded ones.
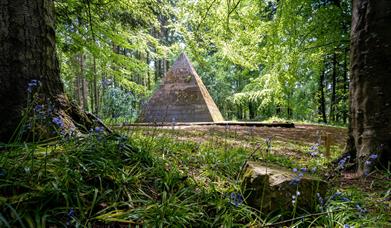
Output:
[171,52,193,71]
[177,52,190,62]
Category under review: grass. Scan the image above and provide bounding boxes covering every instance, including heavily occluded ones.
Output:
[0,125,389,227]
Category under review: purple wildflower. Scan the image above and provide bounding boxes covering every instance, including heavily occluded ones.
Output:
[94,126,104,133]
[34,104,43,112]
[330,191,342,200]
[355,204,367,214]
[316,193,324,206]
[309,143,320,157]
[229,192,243,207]
[52,117,64,128]
[27,79,40,93]
[337,156,350,170]
[66,208,75,225]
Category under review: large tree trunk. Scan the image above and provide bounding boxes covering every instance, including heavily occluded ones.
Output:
[347,0,391,172]
[0,0,96,142]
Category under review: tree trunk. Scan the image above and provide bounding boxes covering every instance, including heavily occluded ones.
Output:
[0,0,97,142]
[329,52,337,123]
[342,47,349,124]
[93,56,99,114]
[347,0,391,172]
[318,67,327,123]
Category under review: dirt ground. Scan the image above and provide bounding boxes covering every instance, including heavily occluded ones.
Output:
[175,124,348,146]
[121,123,348,161]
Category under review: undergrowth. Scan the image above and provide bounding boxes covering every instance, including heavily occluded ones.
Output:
[0,127,389,227]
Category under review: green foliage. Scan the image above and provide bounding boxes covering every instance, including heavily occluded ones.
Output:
[175,0,351,123]
[101,87,138,120]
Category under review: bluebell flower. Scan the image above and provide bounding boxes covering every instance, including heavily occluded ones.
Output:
[308,143,320,157]
[300,167,307,172]
[229,192,243,207]
[310,151,319,157]
[290,170,304,185]
[369,154,378,160]
[34,104,43,112]
[340,197,351,202]
[66,208,75,225]
[355,204,367,214]
[52,117,64,128]
[344,225,350,228]
[337,156,349,170]
[94,126,104,133]
[292,168,298,173]
[316,193,324,206]
[290,177,301,185]
[310,143,319,151]
[330,191,342,200]
[311,167,317,173]
[27,79,40,93]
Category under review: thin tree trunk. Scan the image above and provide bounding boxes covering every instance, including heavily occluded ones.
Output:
[80,54,89,111]
[146,52,151,89]
[318,68,327,123]
[93,56,99,114]
[342,47,349,124]
[329,52,337,123]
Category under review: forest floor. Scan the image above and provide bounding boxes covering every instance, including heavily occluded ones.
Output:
[1,123,389,227]
[119,124,347,168]
[121,123,390,216]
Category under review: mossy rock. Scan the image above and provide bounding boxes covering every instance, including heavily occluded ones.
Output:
[241,161,328,213]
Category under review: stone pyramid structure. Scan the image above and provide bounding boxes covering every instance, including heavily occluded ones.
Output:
[138,53,224,123]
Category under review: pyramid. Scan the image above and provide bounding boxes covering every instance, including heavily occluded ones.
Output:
[138,53,224,123]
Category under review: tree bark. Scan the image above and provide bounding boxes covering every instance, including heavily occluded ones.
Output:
[0,0,97,142]
[347,0,391,172]
[93,56,99,114]
[329,52,337,123]
[342,47,349,124]
[318,68,327,123]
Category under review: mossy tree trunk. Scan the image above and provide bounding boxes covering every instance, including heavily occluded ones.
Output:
[347,0,391,172]
[0,0,95,142]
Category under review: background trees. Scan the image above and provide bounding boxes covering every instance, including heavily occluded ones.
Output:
[176,0,351,123]
[48,0,352,125]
